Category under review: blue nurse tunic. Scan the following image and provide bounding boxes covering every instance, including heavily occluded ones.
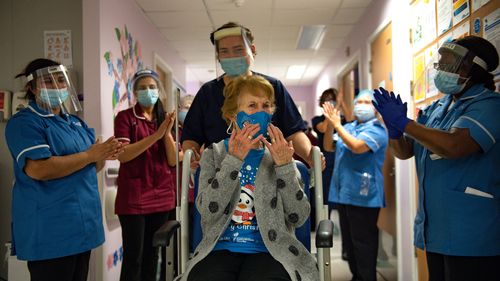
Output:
[413,84,500,256]
[5,102,104,261]
[328,119,388,208]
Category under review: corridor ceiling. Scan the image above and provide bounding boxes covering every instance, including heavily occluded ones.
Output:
[135,0,373,86]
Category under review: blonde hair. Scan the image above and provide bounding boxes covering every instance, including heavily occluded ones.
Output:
[222,75,275,124]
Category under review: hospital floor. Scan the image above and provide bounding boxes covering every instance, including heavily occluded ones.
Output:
[314,210,398,281]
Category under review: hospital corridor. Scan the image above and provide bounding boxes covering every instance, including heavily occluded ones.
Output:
[0,0,499,281]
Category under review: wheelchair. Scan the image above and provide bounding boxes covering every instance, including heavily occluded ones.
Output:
[153,146,333,281]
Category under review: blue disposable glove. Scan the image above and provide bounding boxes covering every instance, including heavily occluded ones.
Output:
[372,87,412,139]
[386,121,404,139]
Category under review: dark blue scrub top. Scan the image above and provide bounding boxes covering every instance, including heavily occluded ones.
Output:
[181,72,306,147]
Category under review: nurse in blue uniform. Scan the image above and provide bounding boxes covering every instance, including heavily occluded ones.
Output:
[323,90,388,281]
[5,58,123,281]
[373,36,500,281]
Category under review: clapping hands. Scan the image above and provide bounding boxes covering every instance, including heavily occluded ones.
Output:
[322,102,341,129]
[372,87,412,139]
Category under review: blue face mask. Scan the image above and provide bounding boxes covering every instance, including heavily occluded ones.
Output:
[137,89,159,107]
[354,103,376,122]
[236,111,273,138]
[178,110,188,124]
[434,70,468,95]
[220,57,250,77]
[40,88,69,108]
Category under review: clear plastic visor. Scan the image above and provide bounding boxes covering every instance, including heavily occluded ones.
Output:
[29,65,82,114]
[213,27,255,79]
[433,42,487,74]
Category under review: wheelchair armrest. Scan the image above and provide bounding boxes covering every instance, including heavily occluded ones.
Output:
[152,220,181,247]
[315,219,333,248]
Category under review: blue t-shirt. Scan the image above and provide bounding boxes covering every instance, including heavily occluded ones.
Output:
[181,72,306,147]
[213,143,267,253]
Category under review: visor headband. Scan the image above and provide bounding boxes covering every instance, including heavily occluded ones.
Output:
[472,56,488,71]
[441,42,469,56]
[213,27,243,41]
[26,65,66,82]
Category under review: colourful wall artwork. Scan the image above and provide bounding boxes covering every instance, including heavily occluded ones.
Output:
[104,25,143,116]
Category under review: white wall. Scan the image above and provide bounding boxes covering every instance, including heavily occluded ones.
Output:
[0,0,84,279]
[313,0,416,280]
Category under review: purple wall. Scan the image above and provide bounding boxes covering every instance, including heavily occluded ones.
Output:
[313,0,393,109]
[286,85,316,123]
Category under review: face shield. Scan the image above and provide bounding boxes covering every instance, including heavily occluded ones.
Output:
[426,42,489,95]
[213,26,255,79]
[28,65,82,114]
[433,42,488,74]
[130,69,168,110]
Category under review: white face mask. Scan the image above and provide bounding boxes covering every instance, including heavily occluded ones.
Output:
[354,103,376,122]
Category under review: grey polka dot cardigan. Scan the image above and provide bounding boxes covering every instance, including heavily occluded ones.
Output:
[176,140,319,281]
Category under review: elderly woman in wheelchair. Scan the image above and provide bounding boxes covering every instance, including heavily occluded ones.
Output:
[175,75,319,281]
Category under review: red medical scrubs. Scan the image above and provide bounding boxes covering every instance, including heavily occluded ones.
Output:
[114,104,176,214]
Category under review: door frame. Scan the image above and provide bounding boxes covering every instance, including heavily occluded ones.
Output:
[367,17,419,281]
[366,18,392,90]
[336,50,360,121]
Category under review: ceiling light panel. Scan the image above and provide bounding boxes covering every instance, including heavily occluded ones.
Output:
[296,25,326,50]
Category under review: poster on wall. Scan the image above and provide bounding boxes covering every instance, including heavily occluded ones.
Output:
[44,30,72,68]
[453,0,470,26]
[413,53,426,102]
[471,0,490,12]
[438,32,454,47]
[425,45,439,98]
[412,0,437,53]
[452,21,471,38]
[483,8,500,79]
[437,0,453,36]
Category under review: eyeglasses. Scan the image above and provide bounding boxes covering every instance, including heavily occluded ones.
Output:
[433,62,455,72]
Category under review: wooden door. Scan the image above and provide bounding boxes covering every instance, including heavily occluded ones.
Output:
[342,70,355,121]
[370,22,398,247]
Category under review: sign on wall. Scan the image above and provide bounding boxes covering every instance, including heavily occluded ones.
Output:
[44,30,73,68]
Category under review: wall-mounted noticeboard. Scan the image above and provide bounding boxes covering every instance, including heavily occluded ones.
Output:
[410,0,500,109]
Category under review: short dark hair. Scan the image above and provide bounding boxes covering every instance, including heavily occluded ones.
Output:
[16,58,60,100]
[319,88,338,107]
